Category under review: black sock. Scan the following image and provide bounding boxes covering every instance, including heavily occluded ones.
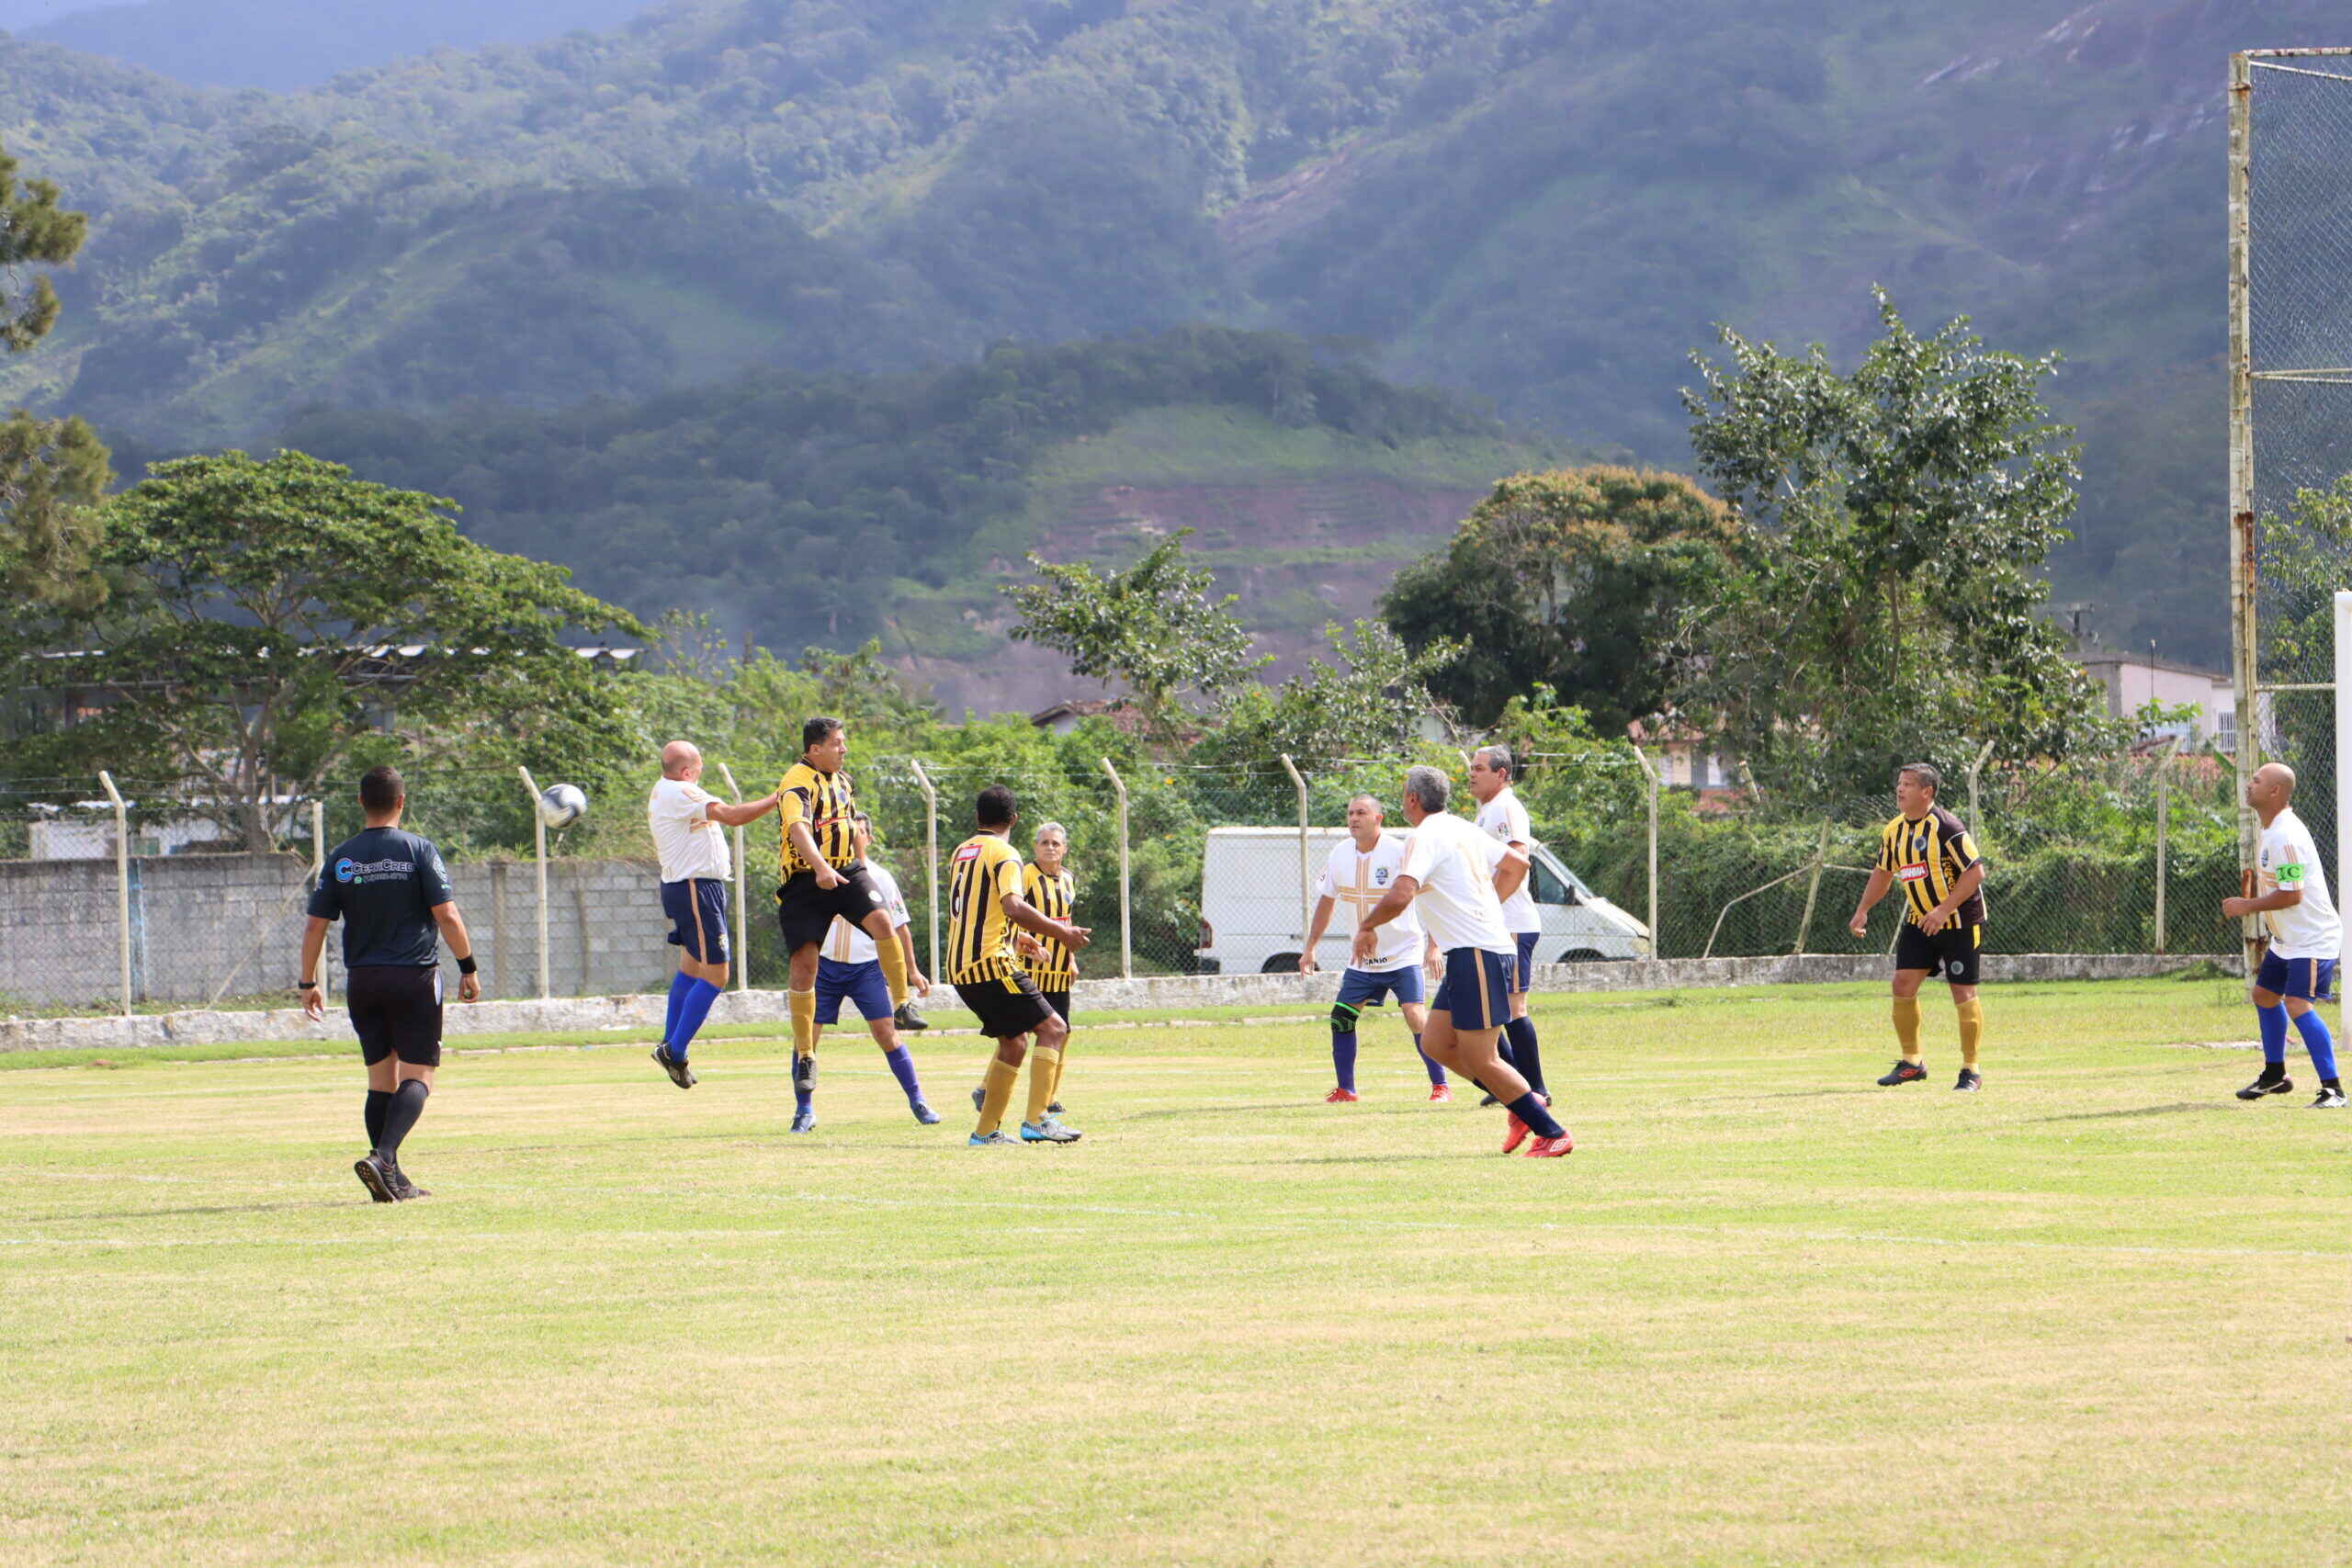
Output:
[377,1079,430,1161]
[1505,1091,1564,1140]
[1506,1017,1545,1097]
[365,1089,391,1149]
[2326,1078,2342,1090]
[2258,1063,2288,1084]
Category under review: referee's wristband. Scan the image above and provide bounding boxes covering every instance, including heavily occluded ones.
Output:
[456,954,479,976]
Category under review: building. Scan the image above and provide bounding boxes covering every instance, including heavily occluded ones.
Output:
[2077,650,2239,751]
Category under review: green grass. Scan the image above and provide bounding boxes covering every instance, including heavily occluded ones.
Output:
[4,977,2345,1566]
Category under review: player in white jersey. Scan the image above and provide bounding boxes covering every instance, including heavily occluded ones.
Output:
[1354,766,1574,1156]
[802,814,939,1129]
[2222,762,2345,1107]
[1300,794,1450,1102]
[646,740,778,1089]
[1468,745,1547,1099]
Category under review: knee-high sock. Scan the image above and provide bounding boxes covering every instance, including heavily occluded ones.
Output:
[883,1043,922,1103]
[1331,1004,1360,1093]
[1505,1090,1564,1140]
[364,1089,390,1149]
[1893,996,1923,1063]
[1415,1033,1446,1086]
[2291,1008,2338,1080]
[1954,998,1983,1067]
[977,1056,1021,1136]
[1493,1033,1521,1074]
[662,970,695,1045]
[673,978,721,1058]
[376,1079,429,1161]
[1506,1016,1544,1095]
[1025,1045,1062,1127]
[789,988,817,1060]
[872,934,910,1009]
[1047,1040,1069,1106]
[2256,1002,2289,1070]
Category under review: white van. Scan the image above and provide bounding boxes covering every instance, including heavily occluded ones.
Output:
[1193,825,1648,974]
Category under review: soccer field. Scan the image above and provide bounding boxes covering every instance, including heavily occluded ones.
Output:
[3,978,2345,1567]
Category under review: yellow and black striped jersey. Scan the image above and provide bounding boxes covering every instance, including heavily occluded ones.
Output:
[776,761,858,873]
[946,831,1025,984]
[1875,807,1987,928]
[1023,862,1078,984]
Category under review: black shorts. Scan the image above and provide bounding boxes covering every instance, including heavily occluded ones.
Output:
[345,964,444,1066]
[775,862,888,953]
[1036,986,1071,1025]
[1894,921,1983,987]
[955,971,1055,1041]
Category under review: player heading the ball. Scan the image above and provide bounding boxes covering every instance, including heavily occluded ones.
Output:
[646,740,779,1090]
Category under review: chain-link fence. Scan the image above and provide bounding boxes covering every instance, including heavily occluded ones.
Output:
[0,742,2236,1017]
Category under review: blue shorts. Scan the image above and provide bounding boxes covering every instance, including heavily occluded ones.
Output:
[661,877,729,964]
[1336,964,1426,1010]
[1431,947,1514,1032]
[1512,931,1539,992]
[2256,950,2335,1002]
[815,957,892,1025]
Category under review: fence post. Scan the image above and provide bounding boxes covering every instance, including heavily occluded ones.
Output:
[1792,818,1833,955]
[908,759,941,984]
[311,800,330,1003]
[1965,740,1995,853]
[1279,753,1310,960]
[2152,736,2182,953]
[1632,745,1661,959]
[97,771,130,1017]
[1098,757,1132,978]
[516,765,550,999]
[715,762,752,991]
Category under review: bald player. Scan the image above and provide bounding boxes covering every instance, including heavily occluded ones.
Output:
[647,740,779,1088]
[2222,761,2346,1108]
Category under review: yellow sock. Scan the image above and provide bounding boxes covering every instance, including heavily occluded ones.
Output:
[977,1056,1021,1136]
[871,933,910,1009]
[789,988,817,1060]
[1956,998,1983,1067]
[1025,1045,1061,1127]
[1047,1043,1068,1108]
[1893,996,1922,1063]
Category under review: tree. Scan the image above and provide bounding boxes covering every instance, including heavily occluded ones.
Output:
[1381,467,1736,733]
[6,449,647,849]
[1204,618,1461,764]
[1679,290,2116,798]
[1005,528,1271,736]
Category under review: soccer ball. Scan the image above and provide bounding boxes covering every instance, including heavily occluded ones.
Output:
[537,783,588,829]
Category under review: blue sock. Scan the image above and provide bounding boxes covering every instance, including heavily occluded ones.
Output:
[2257,1003,2290,1070]
[662,971,695,1046]
[884,1044,923,1103]
[1332,1029,1358,1092]
[1504,1091,1564,1140]
[1494,1034,1520,1074]
[2291,1009,2338,1081]
[1506,1016,1544,1096]
[671,977,721,1058]
[1415,1032,1445,1086]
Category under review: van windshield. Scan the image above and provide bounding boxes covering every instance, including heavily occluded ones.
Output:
[1529,855,1574,905]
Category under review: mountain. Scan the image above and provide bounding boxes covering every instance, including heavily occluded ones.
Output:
[1,0,2340,674]
[16,0,651,90]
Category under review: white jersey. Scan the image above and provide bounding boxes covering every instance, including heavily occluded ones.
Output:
[1476,786,1542,935]
[1314,832,1425,972]
[2257,808,2342,961]
[1399,811,1513,956]
[825,863,910,965]
[647,775,729,883]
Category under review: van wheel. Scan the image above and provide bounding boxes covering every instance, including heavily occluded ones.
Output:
[1261,953,1300,974]
[1558,948,1606,964]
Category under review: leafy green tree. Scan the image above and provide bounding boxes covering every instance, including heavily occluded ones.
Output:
[1382,466,1736,733]
[6,449,646,849]
[1679,291,2116,798]
[1205,619,1459,764]
[1006,528,1272,737]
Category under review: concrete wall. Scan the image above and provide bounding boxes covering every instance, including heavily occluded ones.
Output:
[0,852,673,1010]
[1,952,2228,1051]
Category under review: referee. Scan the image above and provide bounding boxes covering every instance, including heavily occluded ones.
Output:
[300,765,481,1201]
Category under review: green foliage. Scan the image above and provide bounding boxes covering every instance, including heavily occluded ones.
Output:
[1382,467,1736,732]
[1204,620,1458,767]
[1680,292,2121,800]
[0,140,84,354]
[0,412,110,611]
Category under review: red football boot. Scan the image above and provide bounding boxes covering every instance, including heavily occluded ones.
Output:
[1523,1132,1575,1158]
[1501,1110,1532,1154]
[1324,1087,1360,1103]
[1428,1083,1453,1103]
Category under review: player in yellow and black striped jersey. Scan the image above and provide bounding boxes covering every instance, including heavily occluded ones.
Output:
[1847,762,1990,1092]
[969,820,1083,1132]
[949,785,1091,1146]
[773,716,912,1127]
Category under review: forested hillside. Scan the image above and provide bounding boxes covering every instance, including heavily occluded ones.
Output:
[0,0,2335,670]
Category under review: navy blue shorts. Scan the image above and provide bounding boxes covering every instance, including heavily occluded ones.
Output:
[1337,965,1426,1010]
[1431,947,1514,1032]
[2256,949,2336,1002]
[1512,931,1539,991]
[662,877,729,964]
[815,957,893,1025]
